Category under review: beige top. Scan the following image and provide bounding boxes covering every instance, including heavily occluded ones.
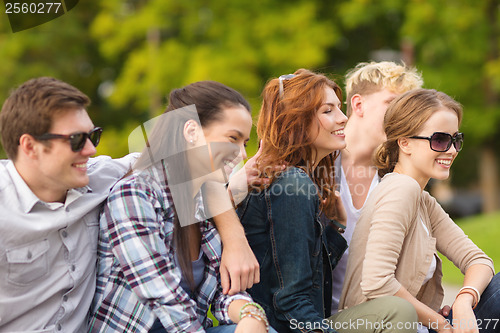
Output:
[339,173,495,311]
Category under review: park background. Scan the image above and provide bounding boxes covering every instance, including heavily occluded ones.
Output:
[0,0,499,291]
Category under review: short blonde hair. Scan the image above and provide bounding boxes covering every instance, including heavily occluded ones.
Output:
[345,61,423,117]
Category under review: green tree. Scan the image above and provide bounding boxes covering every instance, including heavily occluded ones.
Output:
[90,0,343,154]
[0,2,123,157]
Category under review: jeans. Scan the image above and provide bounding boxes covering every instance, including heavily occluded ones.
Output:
[150,320,278,333]
[206,324,238,333]
[429,272,500,333]
[207,324,278,333]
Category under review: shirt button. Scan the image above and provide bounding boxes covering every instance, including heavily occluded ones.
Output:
[27,251,32,260]
[57,324,62,331]
[71,265,76,272]
[63,295,68,302]
[61,230,68,238]
[65,207,70,212]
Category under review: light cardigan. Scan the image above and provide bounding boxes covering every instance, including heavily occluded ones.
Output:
[339,173,494,311]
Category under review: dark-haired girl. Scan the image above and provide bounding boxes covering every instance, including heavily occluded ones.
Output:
[89,81,275,333]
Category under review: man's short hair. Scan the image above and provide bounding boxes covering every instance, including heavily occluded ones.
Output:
[0,77,90,160]
[345,61,423,117]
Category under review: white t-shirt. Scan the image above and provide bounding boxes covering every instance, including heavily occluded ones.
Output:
[417,219,438,333]
[331,157,380,314]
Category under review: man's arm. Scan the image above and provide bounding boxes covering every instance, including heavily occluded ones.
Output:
[203,181,259,295]
[215,209,260,295]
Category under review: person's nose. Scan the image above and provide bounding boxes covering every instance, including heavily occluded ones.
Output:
[80,137,97,156]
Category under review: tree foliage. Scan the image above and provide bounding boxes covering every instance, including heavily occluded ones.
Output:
[89,0,341,118]
[1,0,499,201]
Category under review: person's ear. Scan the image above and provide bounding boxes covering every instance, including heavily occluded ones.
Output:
[18,134,40,159]
[183,120,201,145]
[351,94,364,117]
[398,137,412,155]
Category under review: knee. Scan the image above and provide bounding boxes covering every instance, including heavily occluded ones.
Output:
[374,296,418,325]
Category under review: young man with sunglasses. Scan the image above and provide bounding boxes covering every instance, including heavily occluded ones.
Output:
[0,77,137,332]
[331,61,424,313]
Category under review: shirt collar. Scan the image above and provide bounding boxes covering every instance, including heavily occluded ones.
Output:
[6,160,91,213]
[193,190,206,222]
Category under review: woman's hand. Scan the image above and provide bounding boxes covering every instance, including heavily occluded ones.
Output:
[333,190,347,227]
[450,293,479,333]
[227,141,286,205]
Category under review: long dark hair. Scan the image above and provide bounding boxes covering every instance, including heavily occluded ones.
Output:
[134,81,250,289]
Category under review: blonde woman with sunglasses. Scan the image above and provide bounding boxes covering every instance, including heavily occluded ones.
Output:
[340,89,500,333]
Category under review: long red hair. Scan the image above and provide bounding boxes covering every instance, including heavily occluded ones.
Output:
[256,68,342,220]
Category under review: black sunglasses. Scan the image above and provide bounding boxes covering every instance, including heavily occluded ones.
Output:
[410,132,464,152]
[34,127,103,152]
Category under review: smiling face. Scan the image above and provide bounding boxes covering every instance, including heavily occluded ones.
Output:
[189,104,252,182]
[398,108,460,187]
[32,108,97,200]
[310,86,347,162]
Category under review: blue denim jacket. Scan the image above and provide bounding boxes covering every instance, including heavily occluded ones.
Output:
[237,167,347,333]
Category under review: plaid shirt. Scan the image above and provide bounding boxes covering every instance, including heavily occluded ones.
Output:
[88,160,251,332]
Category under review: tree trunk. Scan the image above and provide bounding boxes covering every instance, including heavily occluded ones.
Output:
[479,147,499,213]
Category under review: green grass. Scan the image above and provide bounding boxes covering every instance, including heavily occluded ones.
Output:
[439,211,500,285]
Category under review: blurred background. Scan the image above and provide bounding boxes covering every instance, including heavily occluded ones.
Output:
[1,1,499,281]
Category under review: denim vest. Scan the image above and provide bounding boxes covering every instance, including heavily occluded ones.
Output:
[237,167,347,333]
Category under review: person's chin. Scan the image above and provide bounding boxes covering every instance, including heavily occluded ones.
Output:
[432,170,450,181]
[72,175,90,189]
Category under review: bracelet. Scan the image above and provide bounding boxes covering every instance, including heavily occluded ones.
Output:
[240,302,269,332]
[240,301,265,314]
[240,309,269,332]
[456,289,478,309]
[459,286,481,305]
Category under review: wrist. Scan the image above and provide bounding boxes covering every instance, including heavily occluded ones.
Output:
[239,313,267,330]
[455,292,475,306]
[223,229,249,246]
[239,302,269,332]
[456,286,480,309]
[436,318,451,332]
